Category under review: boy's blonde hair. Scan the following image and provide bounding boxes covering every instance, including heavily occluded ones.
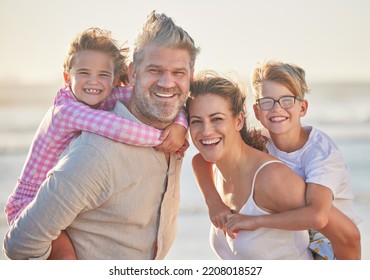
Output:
[251,60,310,99]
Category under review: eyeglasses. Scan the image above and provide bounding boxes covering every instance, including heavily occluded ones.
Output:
[256,96,302,111]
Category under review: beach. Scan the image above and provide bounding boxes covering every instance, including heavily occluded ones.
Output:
[0,82,370,260]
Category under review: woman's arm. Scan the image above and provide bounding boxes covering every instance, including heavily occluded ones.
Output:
[192,153,232,229]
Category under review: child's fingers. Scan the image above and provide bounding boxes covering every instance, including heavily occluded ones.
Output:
[159,129,170,141]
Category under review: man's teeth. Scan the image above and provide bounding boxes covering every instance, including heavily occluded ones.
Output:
[270,116,287,122]
[155,93,175,98]
[202,138,221,145]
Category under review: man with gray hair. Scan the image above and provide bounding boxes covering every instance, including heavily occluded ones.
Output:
[3,11,200,260]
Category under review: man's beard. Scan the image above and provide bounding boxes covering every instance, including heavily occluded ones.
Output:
[133,84,186,124]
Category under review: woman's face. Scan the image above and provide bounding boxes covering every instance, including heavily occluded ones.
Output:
[188,93,243,163]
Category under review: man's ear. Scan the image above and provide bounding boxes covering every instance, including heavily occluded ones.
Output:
[63,72,71,87]
[253,104,261,121]
[128,63,136,86]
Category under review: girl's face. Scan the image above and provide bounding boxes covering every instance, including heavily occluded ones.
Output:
[253,80,307,137]
[188,93,244,163]
[64,50,118,108]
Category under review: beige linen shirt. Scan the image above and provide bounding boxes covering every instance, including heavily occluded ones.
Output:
[3,101,182,260]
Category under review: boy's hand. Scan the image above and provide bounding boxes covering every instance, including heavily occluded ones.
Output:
[225,213,258,239]
[156,123,188,155]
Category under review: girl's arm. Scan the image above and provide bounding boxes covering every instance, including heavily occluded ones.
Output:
[57,88,162,146]
[192,153,232,229]
[101,86,189,129]
[96,86,188,151]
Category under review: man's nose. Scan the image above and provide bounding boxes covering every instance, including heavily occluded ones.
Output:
[157,72,175,88]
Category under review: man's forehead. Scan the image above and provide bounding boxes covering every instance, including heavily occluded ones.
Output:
[141,45,191,70]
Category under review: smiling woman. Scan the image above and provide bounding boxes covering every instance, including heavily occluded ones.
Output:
[185,71,313,260]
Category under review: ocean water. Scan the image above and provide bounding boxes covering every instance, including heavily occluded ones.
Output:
[0,82,369,260]
[0,83,370,211]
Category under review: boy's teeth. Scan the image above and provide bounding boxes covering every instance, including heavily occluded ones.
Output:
[271,117,287,122]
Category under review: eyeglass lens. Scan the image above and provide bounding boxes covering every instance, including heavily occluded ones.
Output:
[258,96,296,110]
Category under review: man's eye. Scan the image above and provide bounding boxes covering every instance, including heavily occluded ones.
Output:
[148,69,160,74]
[174,71,185,76]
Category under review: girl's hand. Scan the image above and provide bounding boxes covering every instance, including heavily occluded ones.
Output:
[156,123,188,155]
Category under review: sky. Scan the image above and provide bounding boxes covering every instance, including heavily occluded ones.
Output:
[1,0,370,85]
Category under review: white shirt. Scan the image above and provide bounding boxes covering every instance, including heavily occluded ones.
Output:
[264,125,361,224]
[210,161,314,260]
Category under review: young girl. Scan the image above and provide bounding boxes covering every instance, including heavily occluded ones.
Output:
[193,62,361,259]
[4,28,188,257]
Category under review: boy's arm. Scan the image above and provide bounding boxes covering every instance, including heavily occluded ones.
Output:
[226,183,333,232]
[48,230,76,260]
[192,153,232,229]
[225,182,361,259]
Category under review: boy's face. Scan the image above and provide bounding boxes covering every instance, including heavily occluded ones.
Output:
[64,50,118,108]
[253,80,307,137]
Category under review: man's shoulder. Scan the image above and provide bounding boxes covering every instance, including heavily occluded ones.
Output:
[71,130,117,150]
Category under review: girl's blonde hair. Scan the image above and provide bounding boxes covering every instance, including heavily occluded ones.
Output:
[63,27,130,85]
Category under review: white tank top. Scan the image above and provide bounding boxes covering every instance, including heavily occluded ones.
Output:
[210,160,314,260]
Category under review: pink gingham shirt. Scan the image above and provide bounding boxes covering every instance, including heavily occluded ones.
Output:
[4,86,188,225]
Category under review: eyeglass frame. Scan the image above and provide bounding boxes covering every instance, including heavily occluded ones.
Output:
[255,95,303,111]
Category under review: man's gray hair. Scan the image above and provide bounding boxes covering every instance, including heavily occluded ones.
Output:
[133,11,200,69]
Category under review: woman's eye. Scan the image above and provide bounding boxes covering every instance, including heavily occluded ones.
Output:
[212,117,222,122]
